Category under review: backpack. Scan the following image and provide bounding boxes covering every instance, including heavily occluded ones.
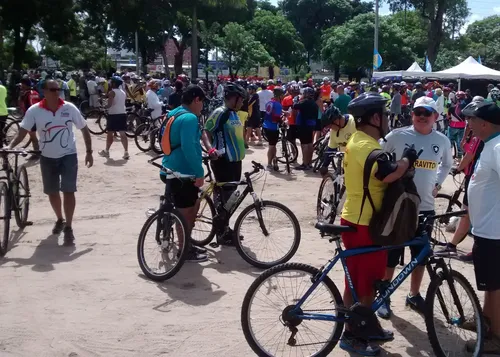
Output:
[359,150,421,246]
[159,109,189,155]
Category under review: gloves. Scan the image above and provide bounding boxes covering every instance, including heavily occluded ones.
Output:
[402,146,419,167]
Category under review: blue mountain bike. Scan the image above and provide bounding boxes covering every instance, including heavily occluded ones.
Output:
[241,210,484,357]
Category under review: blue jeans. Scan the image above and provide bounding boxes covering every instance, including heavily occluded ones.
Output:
[447,127,464,158]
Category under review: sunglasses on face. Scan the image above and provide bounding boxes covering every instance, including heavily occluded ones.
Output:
[413,109,433,117]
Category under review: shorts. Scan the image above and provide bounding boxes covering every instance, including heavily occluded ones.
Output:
[473,236,500,291]
[314,119,321,131]
[287,125,297,142]
[341,218,387,298]
[298,127,314,145]
[246,115,261,129]
[263,128,279,146]
[211,158,242,204]
[386,210,434,268]
[106,113,127,132]
[40,154,78,194]
[160,174,198,209]
[463,174,471,206]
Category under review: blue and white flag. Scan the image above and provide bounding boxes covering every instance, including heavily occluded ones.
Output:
[478,56,482,64]
[373,49,383,70]
[425,56,432,72]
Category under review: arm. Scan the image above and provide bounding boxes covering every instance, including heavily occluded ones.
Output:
[436,137,453,185]
[379,158,410,183]
[9,109,35,148]
[456,153,474,173]
[180,119,204,179]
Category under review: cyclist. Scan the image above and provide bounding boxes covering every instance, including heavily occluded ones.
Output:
[318,105,356,176]
[168,80,184,110]
[340,92,418,355]
[244,84,262,145]
[377,96,452,319]
[293,87,318,170]
[320,77,332,103]
[98,76,129,160]
[203,82,246,245]
[0,81,7,145]
[282,83,300,143]
[146,80,163,119]
[262,87,285,171]
[160,85,208,263]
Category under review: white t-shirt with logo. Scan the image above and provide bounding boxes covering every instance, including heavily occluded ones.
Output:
[258,90,273,112]
[468,134,500,239]
[20,100,87,159]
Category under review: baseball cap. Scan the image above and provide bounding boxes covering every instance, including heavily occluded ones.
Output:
[471,102,500,124]
[413,96,438,113]
[182,84,206,103]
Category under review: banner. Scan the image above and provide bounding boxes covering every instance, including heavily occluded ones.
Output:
[373,49,383,70]
[478,56,482,64]
[425,56,432,72]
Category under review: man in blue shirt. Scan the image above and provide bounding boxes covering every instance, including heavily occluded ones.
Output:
[161,85,208,262]
[263,87,285,170]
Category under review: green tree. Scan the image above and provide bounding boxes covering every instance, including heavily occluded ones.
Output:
[219,23,274,77]
[198,21,221,80]
[322,13,415,79]
[247,10,305,78]
[432,48,462,71]
[256,0,279,13]
[464,15,500,70]
[386,10,427,58]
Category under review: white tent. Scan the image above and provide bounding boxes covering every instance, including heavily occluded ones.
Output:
[406,62,424,72]
[435,56,500,80]
[372,61,426,79]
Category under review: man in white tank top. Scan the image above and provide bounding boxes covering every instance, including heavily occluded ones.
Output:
[98,76,129,160]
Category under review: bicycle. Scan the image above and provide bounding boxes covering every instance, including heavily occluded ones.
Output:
[241,210,484,357]
[3,117,31,149]
[136,156,192,281]
[311,132,329,167]
[0,149,40,256]
[134,113,164,154]
[275,122,298,174]
[435,171,463,224]
[191,157,301,269]
[316,152,345,223]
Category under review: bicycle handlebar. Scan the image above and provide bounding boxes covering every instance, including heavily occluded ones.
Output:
[147,155,195,179]
[0,149,41,157]
[423,210,468,225]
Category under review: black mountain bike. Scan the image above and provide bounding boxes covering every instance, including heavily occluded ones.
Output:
[134,113,164,154]
[0,149,40,256]
[316,152,345,223]
[276,122,298,174]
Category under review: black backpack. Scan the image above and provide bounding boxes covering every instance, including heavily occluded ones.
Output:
[359,150,421,246]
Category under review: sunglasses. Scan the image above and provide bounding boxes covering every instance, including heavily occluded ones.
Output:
[413,109,433,117]
[46,88,61,92]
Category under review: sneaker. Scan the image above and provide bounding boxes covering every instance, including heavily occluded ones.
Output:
[459,252,473,262]
[367,328,394,341]
[63,227,75,245]
[123,152,130,160]
[376,299,392,319]
[339,332,380,356]
[272,158,279,171]
[406,293,426,314]
[98,150,109,158]
[434,243,457,257]
[295,164,308,170]
[52,219,65,234]
[184,250,208,263]
[266,164,274,171]
[191,245,207,254]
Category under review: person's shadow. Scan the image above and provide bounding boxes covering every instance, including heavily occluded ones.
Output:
[103,158,128,166]
[3,234,93,272]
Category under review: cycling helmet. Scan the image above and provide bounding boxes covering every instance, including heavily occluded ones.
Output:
[303,87,315,99]
[348,92,388,118]
[267,79,274,85]
[111,76,123,85]
[248,84,257,91]
[324,105,342,121]
[290,83,300,92]
[224,82,246,99]
[323,77,330,82]
[273,87,284,97]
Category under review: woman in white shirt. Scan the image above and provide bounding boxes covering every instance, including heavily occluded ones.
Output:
[146,80,163,119]
[98,76,129,160]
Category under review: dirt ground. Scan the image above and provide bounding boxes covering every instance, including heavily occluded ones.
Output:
[0,131,479,357]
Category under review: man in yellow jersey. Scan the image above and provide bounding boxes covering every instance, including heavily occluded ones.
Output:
[67,73,78,103]
[338,92,418,355]
[318,105,356,176]
[0,81,8,145]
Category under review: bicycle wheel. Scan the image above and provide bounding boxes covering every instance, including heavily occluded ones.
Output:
[85,110,106,135]
[14,165,29,228]
[137,208,189,281]
[134,123,152,152]
[0,182,11,256]
[276,140,298,164]
[241,262,344,357]
[234,200,301,269]
[317,173,341,223]
[79,100,90,115]
[4,120,31,149]
[151,128,162,154]
[435,193,462,225]
[425,270,484,357]
[125,113,141,138]
[311,138,326,164]
[191,194,216,247]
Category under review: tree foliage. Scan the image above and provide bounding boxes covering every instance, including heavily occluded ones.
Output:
[463,15,500,70]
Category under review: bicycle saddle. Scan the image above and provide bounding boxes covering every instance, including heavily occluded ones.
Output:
[315,222,357,236]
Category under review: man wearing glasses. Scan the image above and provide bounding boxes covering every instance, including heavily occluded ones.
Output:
[7,79,94,245]
[377,96,453,319]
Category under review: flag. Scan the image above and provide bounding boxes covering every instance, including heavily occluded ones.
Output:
[373,49,383,70]
[425,56,432,72]
[478,56,482,64]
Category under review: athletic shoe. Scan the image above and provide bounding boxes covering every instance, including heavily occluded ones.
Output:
[434,243,457,257]
[192,245,207,254]
[52,219,65,234]
[184,251,208,263]
[339,331,380,356]
[98,150,109,158]
[376,299,392,319]
[123,152,130,160]
[295,164,308,170]
[367,328,394,341]
[406,293,426,314]
[63,227,75,245]
[266,164,273,171]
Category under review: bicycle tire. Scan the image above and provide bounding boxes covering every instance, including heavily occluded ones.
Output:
[14,165,29,228]
[233,200,301,269]
[125,113,141,138]
[137,208,189,281]
[151,128,162,154]
[311,138,326,164]
[435,193,462,224]
[85,110,106,135]
[191,194,216,247]
[134,123,152,152]
[317,173,336,222]
[241,262,344,357]
[0,182,11,257]
[79,100,90,115]
[425,270,484,357]
[276,139,298,164]
[3,120,31,149]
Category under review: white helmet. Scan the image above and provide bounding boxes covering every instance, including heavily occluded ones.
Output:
[323,77,330,82]
[267,79,274,84]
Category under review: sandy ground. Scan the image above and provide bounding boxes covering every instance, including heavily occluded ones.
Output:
[0,130,479,357]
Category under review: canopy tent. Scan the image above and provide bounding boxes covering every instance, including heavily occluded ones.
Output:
[434,56,500,80]
[372,62,426,79]
[406,62,424,72]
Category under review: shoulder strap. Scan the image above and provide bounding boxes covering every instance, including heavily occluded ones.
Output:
[357,149,384,224]
[161,109,190,155]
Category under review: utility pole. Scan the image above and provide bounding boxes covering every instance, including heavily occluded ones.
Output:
[373,0,380,74]
[135,31,139,74]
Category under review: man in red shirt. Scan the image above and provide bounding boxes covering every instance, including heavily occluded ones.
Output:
[320,77,332,103]
[18,78,41,158]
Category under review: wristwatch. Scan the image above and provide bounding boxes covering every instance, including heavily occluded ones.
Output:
[435,183,442,191]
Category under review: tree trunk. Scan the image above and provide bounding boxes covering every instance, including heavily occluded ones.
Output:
[190,5,198,81]
[173,38,185,76]
[161,50,170,78]
[268,65,274,79]
[334,63,340,82]
[0,16,4,83]
[426,0,446,65]
[140,48,148,74]
[13,25,31,70]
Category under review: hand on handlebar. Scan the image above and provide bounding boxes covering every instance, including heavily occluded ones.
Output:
[402,145,419,167]
[194,177,204,188]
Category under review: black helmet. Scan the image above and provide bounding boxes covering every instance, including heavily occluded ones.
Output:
[320,105,342,129]
[303,87,315,99]
[347,92,388,118]
[224,82,246,99]
[462,100,484,117]
[248,84,257,91]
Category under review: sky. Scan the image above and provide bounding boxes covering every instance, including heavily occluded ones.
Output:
[269,0,500,32]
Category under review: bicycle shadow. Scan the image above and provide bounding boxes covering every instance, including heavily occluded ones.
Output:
[0,229,28,266]
[204,245,262,278]
[2,234,93,272]
[390,314,433,355]
[267,170,297,181]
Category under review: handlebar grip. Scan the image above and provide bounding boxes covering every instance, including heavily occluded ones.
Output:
[251,161,264,170]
